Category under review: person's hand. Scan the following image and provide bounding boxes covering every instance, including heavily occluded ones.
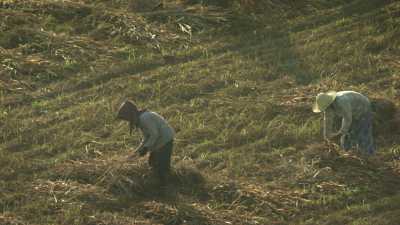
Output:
[324,132,341,146]
[136,146,149,157]
[329,132,341,139]
[126,153,136,161]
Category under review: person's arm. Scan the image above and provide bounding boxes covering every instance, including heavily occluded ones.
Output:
[324,109,335,140]
[135,134,148,155]
[337,101,352,135]
[137,115,159,154]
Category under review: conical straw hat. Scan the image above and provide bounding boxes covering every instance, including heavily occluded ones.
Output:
[312,91,337,113]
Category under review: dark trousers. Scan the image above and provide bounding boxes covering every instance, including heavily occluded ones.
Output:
[149,141,173,184]
[340,111,375,154]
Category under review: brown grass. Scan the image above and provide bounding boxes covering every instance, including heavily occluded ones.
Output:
[1,0,400,224]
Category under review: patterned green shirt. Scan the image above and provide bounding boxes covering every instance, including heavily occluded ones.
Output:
[324,91,371,139]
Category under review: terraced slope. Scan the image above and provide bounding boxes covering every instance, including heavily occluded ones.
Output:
[1,0,400,224]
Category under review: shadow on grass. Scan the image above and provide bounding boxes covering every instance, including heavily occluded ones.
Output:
[86,160,213,224]
[48,157,209,209]
[317,148,400,206]
[28,160,213,224]
[290,143,400,223]
[290,0,395,33]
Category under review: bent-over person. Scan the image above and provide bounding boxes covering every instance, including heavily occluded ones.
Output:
[116,100,175,185]
[313,91,375,155]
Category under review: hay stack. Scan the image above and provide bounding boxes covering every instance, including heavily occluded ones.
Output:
[0,213,26,225]
[52,156,207,198]
[371,98,398,134]
[52,156,157,197]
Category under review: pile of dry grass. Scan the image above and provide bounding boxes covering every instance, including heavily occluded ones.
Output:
[87,10,165,45]
[181,0,296,14]
[52,156,152,196]
[51,155,207,198]
[171,159,206,187]
[0,0,91,21]
[371,97,398,134]
[0,0,182,51]
[30,156,212,224]
[32,179,112,207]
[0,35,97,96]
[140,201,216,225]
[31,178,157,224]
[210,181,310,220]
[0,213,27,225]
[142,4,229,35]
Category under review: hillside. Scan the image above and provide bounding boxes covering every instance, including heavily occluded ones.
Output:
[1,0,400,224]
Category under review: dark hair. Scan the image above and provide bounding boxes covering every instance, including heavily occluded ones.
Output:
[117,100,139,135]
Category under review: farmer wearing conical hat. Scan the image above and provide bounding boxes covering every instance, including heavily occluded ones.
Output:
[313,91,375,154]
[116,100,175,184]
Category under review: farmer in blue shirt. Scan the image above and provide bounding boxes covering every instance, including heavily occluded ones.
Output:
[117,100,175,184]
[313,91,375,154]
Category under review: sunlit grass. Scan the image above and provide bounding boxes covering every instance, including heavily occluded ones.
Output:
[1,0,400,224]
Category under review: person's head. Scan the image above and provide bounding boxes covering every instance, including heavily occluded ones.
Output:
[312,91,337,113]
[116,100,140,134]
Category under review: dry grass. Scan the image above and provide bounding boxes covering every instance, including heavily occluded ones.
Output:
[1,0,400,224]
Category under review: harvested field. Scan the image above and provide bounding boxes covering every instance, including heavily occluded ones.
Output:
[1,0,400,224]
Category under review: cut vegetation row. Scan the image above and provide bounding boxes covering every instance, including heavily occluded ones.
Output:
[1,0,400,224]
